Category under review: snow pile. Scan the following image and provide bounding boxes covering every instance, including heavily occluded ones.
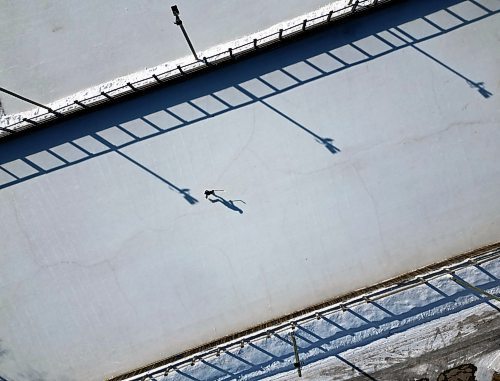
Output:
[122,255,500,381]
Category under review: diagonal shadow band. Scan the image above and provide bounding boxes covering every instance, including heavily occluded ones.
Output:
[114,149,198,205]
[387,27,493,98]
[0,0,496,195]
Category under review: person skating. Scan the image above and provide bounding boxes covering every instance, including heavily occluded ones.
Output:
[204,189,224,199]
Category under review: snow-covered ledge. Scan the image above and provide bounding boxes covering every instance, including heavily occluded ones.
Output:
[0,0,389,137]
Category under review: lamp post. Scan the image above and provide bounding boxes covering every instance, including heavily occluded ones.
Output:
[171,5,199,61]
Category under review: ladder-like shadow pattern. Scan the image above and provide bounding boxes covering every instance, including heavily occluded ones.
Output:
[161,262,499,381]
[0,0,496,203]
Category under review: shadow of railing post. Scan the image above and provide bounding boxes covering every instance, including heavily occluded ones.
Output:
[448,272,500,311]
[389,27,493,99]
[90,134,199,205]
[335,354,380,381]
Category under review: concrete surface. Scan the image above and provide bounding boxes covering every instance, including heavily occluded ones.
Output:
[0,0,499,380]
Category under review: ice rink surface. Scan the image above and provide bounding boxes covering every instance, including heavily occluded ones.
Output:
[0,0,333,114]
[1,0,500,380]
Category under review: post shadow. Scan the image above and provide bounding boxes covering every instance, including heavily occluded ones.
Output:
[223,332,299,380]
[335,354,380,381]
[294,325,328,352]
[450,273,500,312]
[234,84,341,155]
[199,358,236,379]
[273,332,293,347]
[390,27,493,99]
[247,341,281,362]
[473,263,499,281]
[90,134,199,205]
[421,279,449,298]
[344,307,374,326]
[369,300,395,317]
[223,350,259,370]
[263,99,341,155]
[174,368,202,381]
[320,314,352,334]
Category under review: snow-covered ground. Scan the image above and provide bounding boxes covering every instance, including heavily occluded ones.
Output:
[0,0,499,380]
[0,0,343,115]
[123,253,500,381]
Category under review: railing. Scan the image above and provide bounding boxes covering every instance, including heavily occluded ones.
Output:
[109,243,500,381]
[0,0,495,193]
[0,0,392,138]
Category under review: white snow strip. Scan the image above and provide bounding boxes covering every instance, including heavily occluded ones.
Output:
[0,0,383,133]
[269,303,500,381]
[119,253,500,381]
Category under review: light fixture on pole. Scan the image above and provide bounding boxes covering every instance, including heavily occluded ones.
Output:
[171,5,199,61]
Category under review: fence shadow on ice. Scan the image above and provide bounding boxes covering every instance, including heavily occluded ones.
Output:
[0,0,496,206]
[164,261,499,381]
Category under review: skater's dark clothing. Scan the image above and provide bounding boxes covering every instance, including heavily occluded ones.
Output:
[205,190,215,199]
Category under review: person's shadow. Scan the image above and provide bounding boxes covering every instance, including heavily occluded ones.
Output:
[209,195,245,214]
